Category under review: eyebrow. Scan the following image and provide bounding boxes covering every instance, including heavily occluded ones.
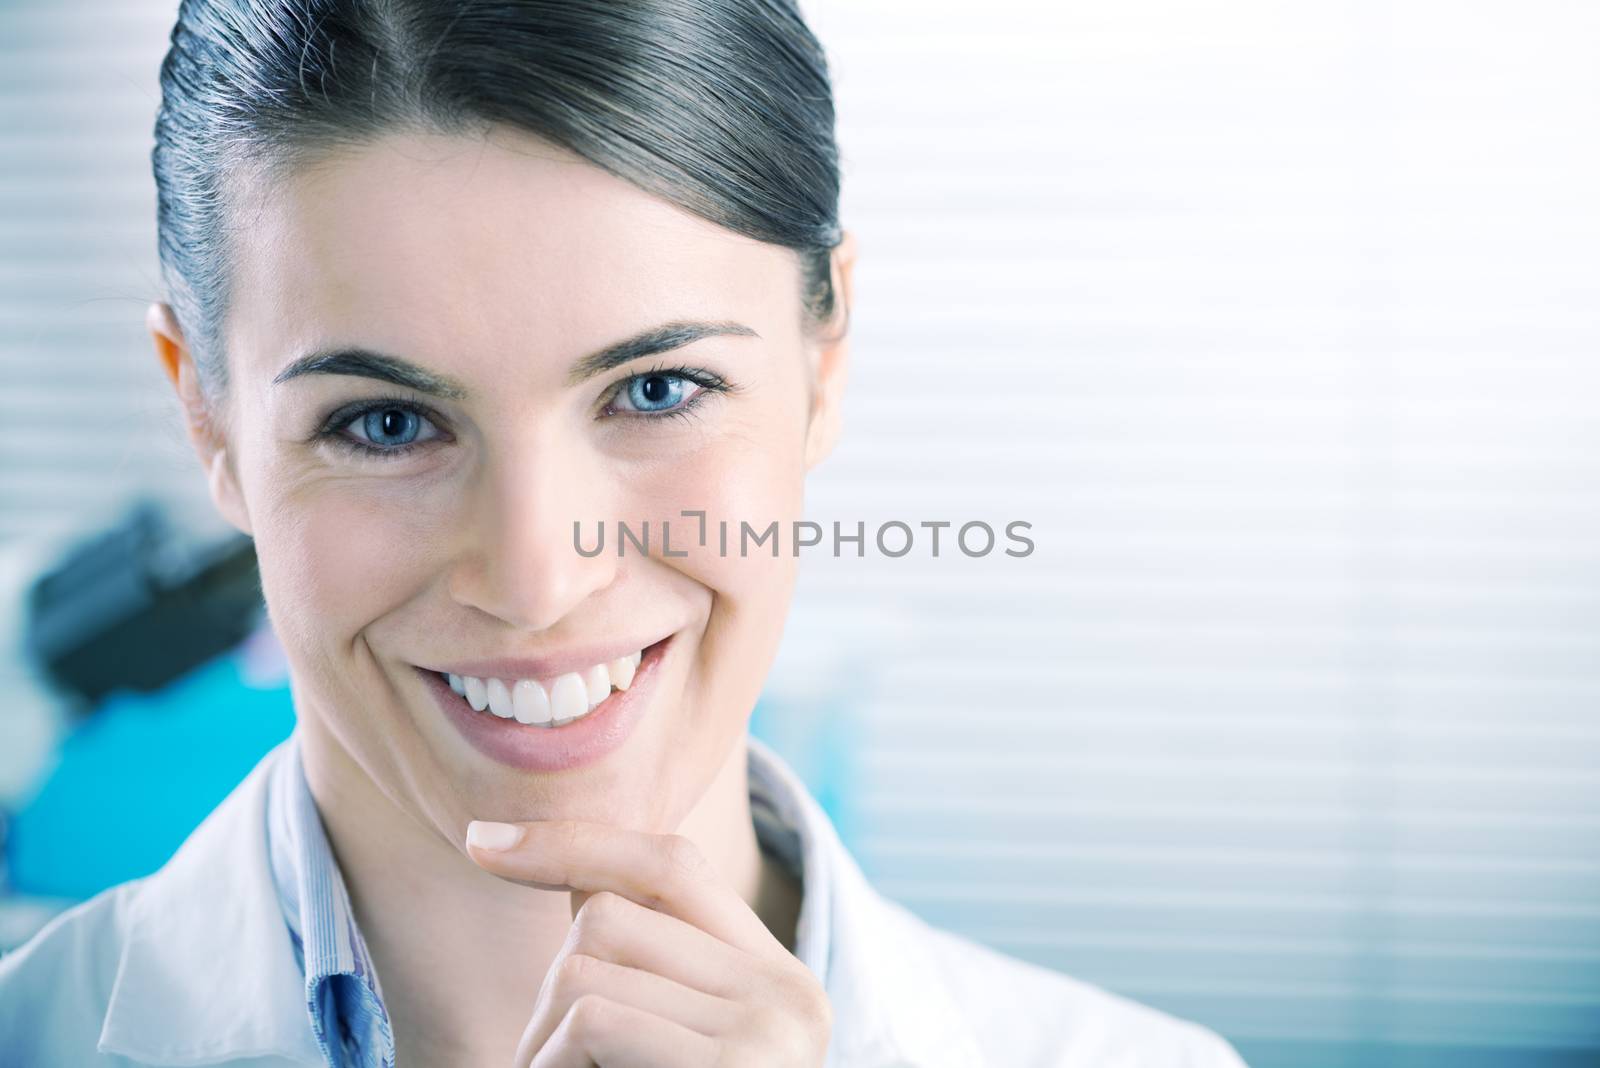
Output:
[271,319,761,397]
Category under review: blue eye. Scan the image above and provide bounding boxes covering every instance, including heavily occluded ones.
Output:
[318,399,445,459]
[360,407,424,446]
[604,367,733,421]
[619,372,698,414]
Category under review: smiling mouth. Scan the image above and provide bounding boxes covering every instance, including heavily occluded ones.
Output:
[437,638,668,728]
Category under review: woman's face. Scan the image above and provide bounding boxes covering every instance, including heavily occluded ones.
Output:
[159,127,849,841]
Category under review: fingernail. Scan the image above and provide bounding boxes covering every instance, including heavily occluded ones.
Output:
[467,820,525,851]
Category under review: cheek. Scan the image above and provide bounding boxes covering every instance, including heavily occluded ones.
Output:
[250,475,439,656]
[625,399,807,594]
[623,412,808,724]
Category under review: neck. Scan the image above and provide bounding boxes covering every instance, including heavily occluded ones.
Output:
[299,722,801,1066]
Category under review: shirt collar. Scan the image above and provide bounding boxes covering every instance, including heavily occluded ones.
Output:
[100,731,983,1068]
[266,732,395,1067]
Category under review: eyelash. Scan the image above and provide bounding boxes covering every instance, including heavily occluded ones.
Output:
[600,363,733,423]
[313,391,444,461]
[312,366,734,460]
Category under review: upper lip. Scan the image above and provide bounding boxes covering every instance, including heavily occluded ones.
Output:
[424,633,670,683]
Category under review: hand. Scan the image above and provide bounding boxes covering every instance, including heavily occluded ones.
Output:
[465,819,831,1068]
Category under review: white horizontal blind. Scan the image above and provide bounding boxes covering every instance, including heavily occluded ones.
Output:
[0,0,227,809]
[2,1,1598,1063]
[773,1,1600,1062]
[0,0,217,545]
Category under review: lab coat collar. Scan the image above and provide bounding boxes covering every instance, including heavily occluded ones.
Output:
[98,739,324,1066]
[98,736,985,1068]
[747,736,988,1068]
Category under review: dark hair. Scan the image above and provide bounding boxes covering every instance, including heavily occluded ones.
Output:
[152,0,845,404]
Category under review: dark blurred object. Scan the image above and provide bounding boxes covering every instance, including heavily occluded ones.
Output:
[21,499,262,708]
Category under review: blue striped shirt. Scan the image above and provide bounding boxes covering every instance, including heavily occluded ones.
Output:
[262,730,825,1068]
[265,736,396,1067]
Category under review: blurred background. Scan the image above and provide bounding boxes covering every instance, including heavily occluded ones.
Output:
[2,1,1598,1065]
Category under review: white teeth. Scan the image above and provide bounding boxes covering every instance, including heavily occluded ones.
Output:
[444,647,646,728]
[512,678,551,726]
[549,673,588,725]
[582,663,611,709]
[485,677,514,719]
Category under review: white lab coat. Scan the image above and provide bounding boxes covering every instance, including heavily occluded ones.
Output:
[0,736,1249,1067]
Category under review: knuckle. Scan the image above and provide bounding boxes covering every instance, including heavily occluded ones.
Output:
[551,952,600,995]
[775,968,833,1038]
[747,1003,790,1035]
[587,889,628,923]
[802,983,834,1036]
[577,889,622,925]
[739,1005,813,1063]
[660,833,709,882]
[716,1035,767,1068]
[572,892,627,948]
[565,993,611,1040]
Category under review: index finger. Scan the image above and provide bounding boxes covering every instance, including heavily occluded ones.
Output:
[466,819,790,963]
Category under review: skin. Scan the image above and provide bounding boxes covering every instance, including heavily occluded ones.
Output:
[148,124,855,1066]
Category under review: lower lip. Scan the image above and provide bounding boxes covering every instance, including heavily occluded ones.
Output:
[418,636,670,772]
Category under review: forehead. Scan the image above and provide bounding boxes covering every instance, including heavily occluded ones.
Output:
[223,126,797,383]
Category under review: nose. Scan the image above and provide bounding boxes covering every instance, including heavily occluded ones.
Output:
[447,433,618,633]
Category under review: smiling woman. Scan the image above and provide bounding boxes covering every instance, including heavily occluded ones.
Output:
[0,2,1250,1067]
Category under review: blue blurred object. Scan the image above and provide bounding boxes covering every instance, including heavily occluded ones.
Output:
[5,642,294,900]
[750,691,858,851]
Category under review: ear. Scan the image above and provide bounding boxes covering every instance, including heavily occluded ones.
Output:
[803,229,857,471]
[147,301,253,536]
